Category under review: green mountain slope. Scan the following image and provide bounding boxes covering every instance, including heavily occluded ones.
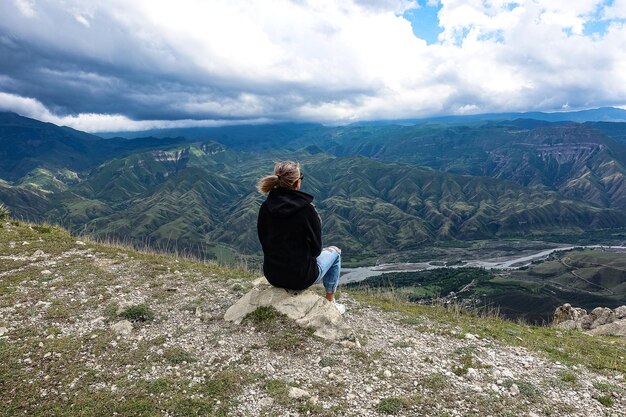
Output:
[2,113,626,259]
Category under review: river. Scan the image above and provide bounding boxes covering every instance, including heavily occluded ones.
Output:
[340,245,626,284]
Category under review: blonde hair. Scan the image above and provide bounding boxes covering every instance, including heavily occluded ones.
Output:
[257,161,301,194]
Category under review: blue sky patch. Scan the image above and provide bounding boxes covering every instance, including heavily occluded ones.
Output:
[403,1,442,44]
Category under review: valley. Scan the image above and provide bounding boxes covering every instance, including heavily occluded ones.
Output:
[346,248,626,324]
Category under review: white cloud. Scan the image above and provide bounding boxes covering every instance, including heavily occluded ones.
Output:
[74,15,90,27]
[0,0,625,128]
[13,0,35,17]
[603,0,626,19]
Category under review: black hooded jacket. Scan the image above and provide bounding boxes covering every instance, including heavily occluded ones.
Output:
[257,187,322,290]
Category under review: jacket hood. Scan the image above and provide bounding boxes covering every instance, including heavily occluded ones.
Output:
[265,187,314,218]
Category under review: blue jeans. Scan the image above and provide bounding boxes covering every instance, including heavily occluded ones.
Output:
[314,248,341,294]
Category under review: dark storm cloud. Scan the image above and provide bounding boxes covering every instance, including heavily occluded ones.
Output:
[0,1,379,124]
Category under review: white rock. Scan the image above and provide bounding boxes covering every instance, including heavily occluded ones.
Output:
[91,317,105,325]
[259,397,274,407]
[224,281,353,341]
[0,327,7,336]
[466,368,479,380]
[465,333,477,341]
[111,320,133,336]
[288,387,310,399]
[510,384,520,396]
[75,241,86,245]
[383,370,392,378]
[32,250,45,257]
[365,386,373,394]
[41,270,52,275]
[502,369,514,379]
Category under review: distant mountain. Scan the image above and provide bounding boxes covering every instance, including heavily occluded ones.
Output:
[349,106,626,126]
[0,112,189,181]
[586,121,626,145]
[303,123,626,209]
[2,112,626,260]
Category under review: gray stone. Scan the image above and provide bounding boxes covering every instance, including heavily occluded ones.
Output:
[553,303,587,326]
[0,327,7,336]
[32,249,45,258]
[586,319,626,337]
[111,320,133,336]
[614,305,626,319]
[259,397,274,407]
[555,320,578,331]
[589,307,615,329]
[510,383,520,396]
[288,387,310,399]
[224,278,354,342]
[466,368,479,380]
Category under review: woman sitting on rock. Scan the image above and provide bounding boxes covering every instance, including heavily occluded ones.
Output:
[257,160,345,314]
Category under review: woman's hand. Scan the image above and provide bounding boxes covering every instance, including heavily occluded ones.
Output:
[327,246,341,254]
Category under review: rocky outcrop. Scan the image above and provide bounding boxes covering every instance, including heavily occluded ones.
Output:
[553,303,626,336]
[224,278,354,342]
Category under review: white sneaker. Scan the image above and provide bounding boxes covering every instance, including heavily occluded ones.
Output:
[333,301,346,315]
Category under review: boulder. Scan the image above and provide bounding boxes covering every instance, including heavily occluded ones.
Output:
[553,303,587,327]
[614,305,626,320]
[589,307,616,329]
[586,319,626,337]
[224,278,354,342]
[553,304,626,336]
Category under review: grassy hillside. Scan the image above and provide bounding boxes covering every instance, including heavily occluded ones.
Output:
[1,220,625,416]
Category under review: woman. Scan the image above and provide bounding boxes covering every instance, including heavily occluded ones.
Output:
[257,161,345,314]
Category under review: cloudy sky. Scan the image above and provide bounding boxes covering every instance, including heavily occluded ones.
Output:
[1,0,626,132]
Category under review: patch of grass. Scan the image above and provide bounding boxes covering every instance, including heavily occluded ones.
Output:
[421,373,447,391]
[503,379,541,399]
[0,203,9,221]
[267,327,315,352]
[31,225,52,234]
[319,356,337,368]
[376,397,404,415]
[119,304,155,322]
[164,347,195,364]
[392,340,413,348]
[593,381,618,393]
[451,351,485,376]
[265,378,290,402]
[103,302,119,322]
[244,306,282,326]
[596,395,614,407]
[243,306,316,352]
[559,371,577,384]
